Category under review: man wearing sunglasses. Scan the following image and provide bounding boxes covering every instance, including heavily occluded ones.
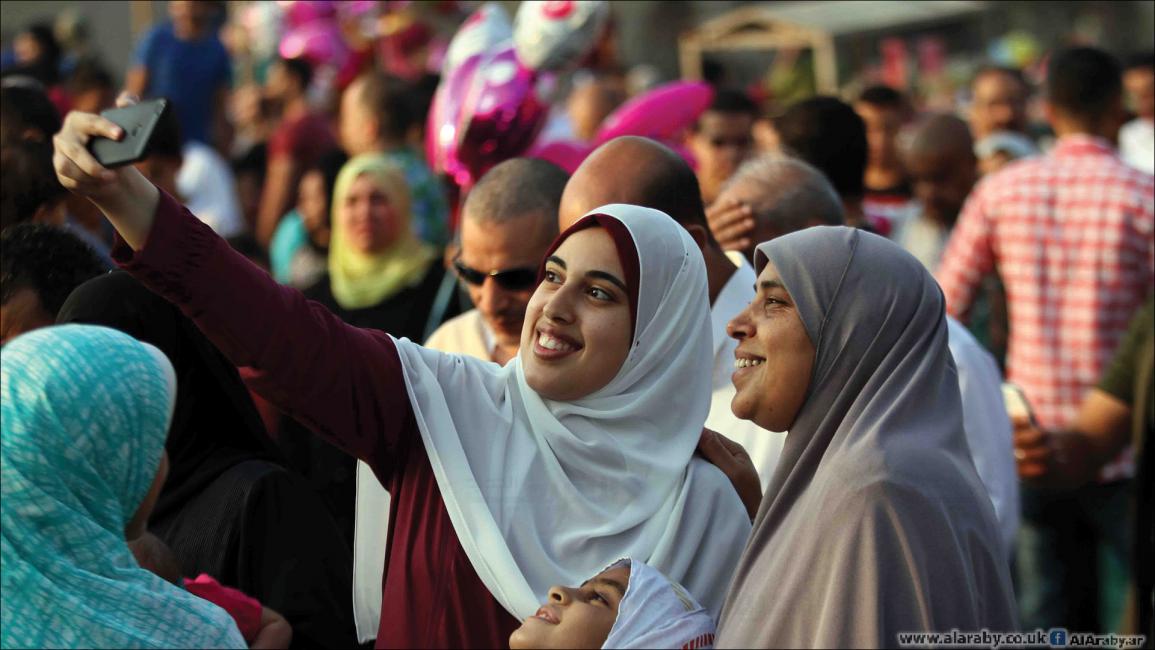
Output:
[427,158,568,365]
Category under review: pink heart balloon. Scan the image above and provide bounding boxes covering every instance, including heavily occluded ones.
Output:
[527,139,594,174]
[426,53,482,180]
[453,45,548,186]
[595,81,714,145]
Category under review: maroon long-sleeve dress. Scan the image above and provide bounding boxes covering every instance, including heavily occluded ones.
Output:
[114,191,519,648]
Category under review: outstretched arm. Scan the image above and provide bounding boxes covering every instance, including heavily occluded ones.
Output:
[53,102,411,473]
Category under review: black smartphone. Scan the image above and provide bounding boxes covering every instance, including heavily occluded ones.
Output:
[88,98,171,168]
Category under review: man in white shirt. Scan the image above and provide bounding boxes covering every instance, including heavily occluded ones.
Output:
[352,158,567,643]
[1120,53,1154,174]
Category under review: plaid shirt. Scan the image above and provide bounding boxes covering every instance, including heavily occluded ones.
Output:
[936,135,1154,479]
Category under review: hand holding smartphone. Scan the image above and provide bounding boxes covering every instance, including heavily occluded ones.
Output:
[87,98,171,168]
[1001,382,1038,427]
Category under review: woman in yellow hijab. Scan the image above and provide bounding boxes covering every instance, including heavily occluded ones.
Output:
[293,154,458,542]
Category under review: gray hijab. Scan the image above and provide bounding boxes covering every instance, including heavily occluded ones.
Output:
[716,226,1018,648]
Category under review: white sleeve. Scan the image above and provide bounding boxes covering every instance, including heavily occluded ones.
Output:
[947,318,1020,558]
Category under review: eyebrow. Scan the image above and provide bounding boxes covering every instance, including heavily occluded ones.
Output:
[756,279,787,293]
[581,577,628,599]
[546,256,629,295]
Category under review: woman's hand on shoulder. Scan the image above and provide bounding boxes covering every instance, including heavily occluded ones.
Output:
[697,428,762,521]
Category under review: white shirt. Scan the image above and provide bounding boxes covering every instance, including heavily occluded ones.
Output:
[704,252,786,492]
[946,316,1020,558]
[896,210,951,272]
[177,141,245,239]
[1120,117,1155,175]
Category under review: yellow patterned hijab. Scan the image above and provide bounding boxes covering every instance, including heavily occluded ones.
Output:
[328,154,437,310]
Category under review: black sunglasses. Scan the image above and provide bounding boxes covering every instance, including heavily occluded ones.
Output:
[453,257,539,290]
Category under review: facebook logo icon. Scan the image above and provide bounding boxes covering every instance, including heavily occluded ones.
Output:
[1048,628,1068,647]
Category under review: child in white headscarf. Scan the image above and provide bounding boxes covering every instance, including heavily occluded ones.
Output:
[509,558,716,650]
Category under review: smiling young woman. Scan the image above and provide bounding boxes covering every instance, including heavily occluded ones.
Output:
[50,103,750,648]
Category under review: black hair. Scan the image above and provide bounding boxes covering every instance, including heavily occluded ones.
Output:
[774,96,867,200]
[1046,47,1123,123]
[0,223,108,316]
[17,23,62,85]
[66,59,114,95]
[857,84,908,111]
[972,65,1029,93]
[465,158,569,227]
[0,84,62,146]
[355,72,419,143]
[278,56,313,92]
[0,140,66,231]
[1124,52,1155,72]
[706,88,759,118]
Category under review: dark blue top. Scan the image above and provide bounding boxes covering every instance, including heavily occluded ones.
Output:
[132,22,232,145]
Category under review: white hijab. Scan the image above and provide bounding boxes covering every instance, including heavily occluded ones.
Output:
[391,204,751,620]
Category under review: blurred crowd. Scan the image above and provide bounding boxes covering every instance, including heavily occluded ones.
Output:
[0,1,1152,649]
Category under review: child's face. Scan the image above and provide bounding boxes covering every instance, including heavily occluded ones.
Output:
[509,565,631,650]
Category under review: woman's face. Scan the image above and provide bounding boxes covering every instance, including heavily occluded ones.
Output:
[726,261,816,432]
[509,565,630,650]
[520,227,632,402]
[297,169,331,245]
[339,174,401,255]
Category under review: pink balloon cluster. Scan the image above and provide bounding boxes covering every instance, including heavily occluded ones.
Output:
[426,1,610,190]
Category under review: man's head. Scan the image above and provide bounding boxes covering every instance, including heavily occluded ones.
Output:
[66,60,115,114]
[1045,47,1125,138]
[714,154,844,260]
[687,89,759,204]
[169,0,214,40]
[1,223,108,345]
[0,84,61,146]
[460,158,568,357]
[0,140,68,231]
[339,72,417,156]
[567,73,626,142]
[854,85,911,172]
[901,113,977,228]
[1123,52,1154,121]
[560,136,715,252]
[266,57,312,105]
[133,103,183,196]
[969,66,1030,141]
[773,97,868,204]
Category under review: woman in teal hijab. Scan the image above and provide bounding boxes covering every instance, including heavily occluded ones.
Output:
[1,325,245,649]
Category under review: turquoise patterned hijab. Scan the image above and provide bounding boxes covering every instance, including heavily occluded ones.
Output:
[1,325,245,649]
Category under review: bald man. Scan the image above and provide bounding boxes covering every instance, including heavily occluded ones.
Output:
[559,136,761,479]
[898,113,978,270]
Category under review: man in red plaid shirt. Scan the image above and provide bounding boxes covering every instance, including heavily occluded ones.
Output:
[937,47,1154,633]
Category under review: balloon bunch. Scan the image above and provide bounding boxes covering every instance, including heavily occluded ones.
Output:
[277,1,378,89]
[426,0,610,190]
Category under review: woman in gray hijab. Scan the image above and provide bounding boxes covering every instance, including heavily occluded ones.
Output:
[716,226,1018,648]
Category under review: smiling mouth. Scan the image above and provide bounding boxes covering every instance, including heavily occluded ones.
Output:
[733,356,765,369]
[533,328,582,360]
[532,606,560,625]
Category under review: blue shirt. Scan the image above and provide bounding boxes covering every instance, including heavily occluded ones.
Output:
[132,23,231,145]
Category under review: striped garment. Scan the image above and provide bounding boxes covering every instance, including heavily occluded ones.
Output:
[936,134,1154,480]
